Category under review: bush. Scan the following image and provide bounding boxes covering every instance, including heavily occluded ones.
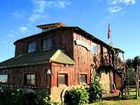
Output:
[0,86,53,105]
[0,87,24,105]
[43,97,59,105]
[88,81,102,103]
[64,87,89,105]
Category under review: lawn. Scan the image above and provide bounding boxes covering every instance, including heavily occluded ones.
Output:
[86,99,140,105]
[86,88,140,105]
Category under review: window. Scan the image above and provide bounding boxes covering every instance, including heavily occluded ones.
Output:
[58,74,67,85]
[0,74,8,83]
[24,74,36,85]
[80,74,87,84]
[43,38,52,50]
[28,42,36,53]
[92,45,97,54]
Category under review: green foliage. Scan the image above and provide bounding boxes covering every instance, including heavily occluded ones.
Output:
[0,86,54,105]
[0,82,102,105]
[133,56,140,68]
[125,56,140,86]
[64,87,89,105]
[126,56,140,69]
[64,82,103,104]
[127,68,136,86]
[0,87,24,105]
[44,97,59,105]
[126,59,133,68]
[87,100,140,105]
[88,81,102,103]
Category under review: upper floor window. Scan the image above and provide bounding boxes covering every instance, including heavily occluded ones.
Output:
[24,73,36,86]
[43,38,52,50]
[28,42,36,53]
[92,44,97,54]
[0,74,8,83]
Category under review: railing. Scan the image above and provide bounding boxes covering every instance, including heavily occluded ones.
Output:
[113,56,125,69]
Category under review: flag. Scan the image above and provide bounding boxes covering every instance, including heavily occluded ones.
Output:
[107,24,111,39]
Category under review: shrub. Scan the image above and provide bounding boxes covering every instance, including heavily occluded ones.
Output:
[0,86,53,105]
[64,87,89,105]
[88,81,102,103]
[43,97,59,105]
[0,87,24,105]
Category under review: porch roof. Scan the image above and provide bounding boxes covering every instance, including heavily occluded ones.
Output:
[0,49,75,69]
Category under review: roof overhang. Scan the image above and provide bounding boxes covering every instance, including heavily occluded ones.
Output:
[0,49,75,69]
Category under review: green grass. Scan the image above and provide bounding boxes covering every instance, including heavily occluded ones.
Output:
[86,88,140,105]
[86,99,140,105]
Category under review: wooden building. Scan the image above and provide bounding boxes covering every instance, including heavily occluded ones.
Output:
[0,22,125,101]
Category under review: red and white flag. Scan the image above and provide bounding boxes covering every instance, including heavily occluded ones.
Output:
[107,24,111,39]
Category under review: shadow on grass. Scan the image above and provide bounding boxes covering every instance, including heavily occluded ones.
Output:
[102,94,137,101]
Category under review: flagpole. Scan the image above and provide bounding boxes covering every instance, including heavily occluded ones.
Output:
[107,24,113,47]
[107,24,114,91]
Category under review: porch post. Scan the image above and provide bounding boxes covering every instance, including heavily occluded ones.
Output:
[109,69,114,91]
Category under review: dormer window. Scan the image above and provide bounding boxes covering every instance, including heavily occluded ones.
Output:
[43,38,52,50]
[28,42,36,53]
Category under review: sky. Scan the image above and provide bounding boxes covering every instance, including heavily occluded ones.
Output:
[0,0,140,62]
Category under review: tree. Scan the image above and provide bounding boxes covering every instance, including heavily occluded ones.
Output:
[126,58,133,68]
[125,56,140,86]
[126,56,140,71]
[133,56,140,71]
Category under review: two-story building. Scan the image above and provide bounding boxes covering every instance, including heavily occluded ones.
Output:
[0,22,125,101]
